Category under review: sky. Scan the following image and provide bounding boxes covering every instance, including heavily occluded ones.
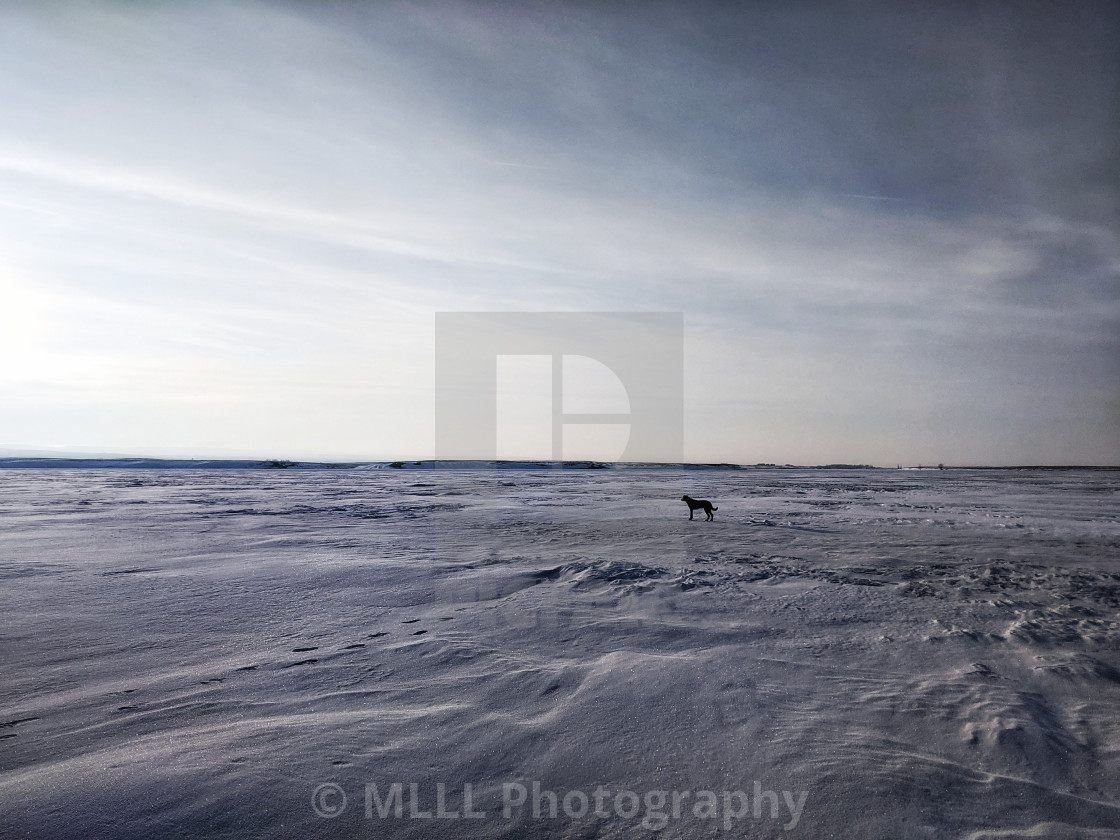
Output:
[0,0,1117,465]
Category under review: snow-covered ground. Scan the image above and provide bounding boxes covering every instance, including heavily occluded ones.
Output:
[1,467,1118,839]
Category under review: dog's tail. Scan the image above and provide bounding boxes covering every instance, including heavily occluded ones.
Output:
[713,506,718,511]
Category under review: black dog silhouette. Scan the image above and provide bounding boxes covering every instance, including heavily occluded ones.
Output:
[681,495,717,521]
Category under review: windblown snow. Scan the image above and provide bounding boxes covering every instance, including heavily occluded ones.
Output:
[1,467,1118,839]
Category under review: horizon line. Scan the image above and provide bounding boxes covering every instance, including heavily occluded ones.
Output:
[0,455,1118,471]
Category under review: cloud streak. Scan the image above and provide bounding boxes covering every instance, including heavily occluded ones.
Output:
[0,0,1115,463]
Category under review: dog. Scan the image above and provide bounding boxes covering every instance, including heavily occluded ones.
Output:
[681,495,717,521]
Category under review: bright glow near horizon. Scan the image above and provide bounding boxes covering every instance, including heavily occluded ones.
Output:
[0,2,1117,465]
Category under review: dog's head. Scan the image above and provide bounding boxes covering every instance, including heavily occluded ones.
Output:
[681,495,689,501]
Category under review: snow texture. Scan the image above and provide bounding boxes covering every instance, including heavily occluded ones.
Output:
[1,467,1118,838]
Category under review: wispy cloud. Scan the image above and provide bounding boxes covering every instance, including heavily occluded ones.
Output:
[0,1,1115,463]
